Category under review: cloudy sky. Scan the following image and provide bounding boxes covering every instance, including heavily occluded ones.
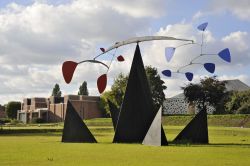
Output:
[0,0,250,104]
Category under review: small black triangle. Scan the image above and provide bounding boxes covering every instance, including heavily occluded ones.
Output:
[173,109,208,144]
[161,125,168,146]
[108,100,119,131]
[62,101,97,143]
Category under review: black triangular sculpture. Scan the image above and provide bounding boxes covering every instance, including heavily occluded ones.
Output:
[113,44,164,144]
[62,101,97,143]
[108,100,119,131]
[161,125,168,146]
[173,109,208,144]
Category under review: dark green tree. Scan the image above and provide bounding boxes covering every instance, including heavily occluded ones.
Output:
[182,76,227,114]
[145,66,167,112]
[100,66,167,113]
[6,101,21,119]
[51,83,62,97]
[78,81,89,95]
[110,73,128,107]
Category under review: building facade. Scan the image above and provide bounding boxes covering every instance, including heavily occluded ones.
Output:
[0,105,6,118]
[17,95,103,123]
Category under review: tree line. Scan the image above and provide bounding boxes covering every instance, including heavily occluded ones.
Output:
[2,69,250,120]
[51,81,89,97]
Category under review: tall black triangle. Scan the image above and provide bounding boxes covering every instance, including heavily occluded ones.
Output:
[62,101,97,143]
[108,100,119,131]
[173,109,208,144]
[113,44,159,143]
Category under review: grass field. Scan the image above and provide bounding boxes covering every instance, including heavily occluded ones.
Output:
[0,118,250,166]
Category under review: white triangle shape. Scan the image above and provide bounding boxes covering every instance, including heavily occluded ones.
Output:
[142,107,162,146]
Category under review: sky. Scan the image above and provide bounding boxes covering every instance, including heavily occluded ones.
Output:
[0,0,250,104]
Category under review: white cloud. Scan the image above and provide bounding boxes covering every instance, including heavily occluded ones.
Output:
[193,0,250,22]
[222,31,249,52]
[211,0,250,21]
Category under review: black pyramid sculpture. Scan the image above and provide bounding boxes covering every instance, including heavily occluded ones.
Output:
[113,44,168,144]
[108,100,119,131]
[173,109,208,144]
[62,101,97,143]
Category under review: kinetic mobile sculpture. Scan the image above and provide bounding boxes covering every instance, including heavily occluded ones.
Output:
[162,22,231,81]
[61,22,231,145]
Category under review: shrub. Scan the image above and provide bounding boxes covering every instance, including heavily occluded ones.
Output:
[6,101,21,119]
[32,118,45,123]
[10,119,22,125]
[0,118,11,124]
[237,103,250,114]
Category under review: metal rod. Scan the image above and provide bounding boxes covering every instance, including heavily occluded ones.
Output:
[93,36,194,60]
[106,48,118,73]
[177,62,202,72]
[78,60,109,69]
[176,42,200,48]
[201,53,217,55]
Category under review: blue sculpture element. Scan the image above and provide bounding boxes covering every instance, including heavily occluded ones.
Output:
[204,63,215,73]
[185,72,193,81]
[218,48,231,63]
[165,47,176,62]
[162,70,172,77]
[197,22,208,31]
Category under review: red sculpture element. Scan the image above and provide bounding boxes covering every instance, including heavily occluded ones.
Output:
[100,48,105,53]
[97,74,107,93]
[62,61,78,84]
[117,55,125,62]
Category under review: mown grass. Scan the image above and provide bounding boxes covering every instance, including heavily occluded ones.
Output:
[1,117,250,166]
[163,114,250,127]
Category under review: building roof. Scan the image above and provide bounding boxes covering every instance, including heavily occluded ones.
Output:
[223,79,250,92]
[172,93,185,98]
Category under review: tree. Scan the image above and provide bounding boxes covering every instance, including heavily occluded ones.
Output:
[78,81,89,96]
[6,101,21,119]
[182,76,227,114]
[109,73,128,107]
[145,66,167,112]
[100,66,167,113]
[51,83,62,97]
[225,89,250,114]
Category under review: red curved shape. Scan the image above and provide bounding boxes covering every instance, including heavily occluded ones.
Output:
[97,74,107,93]
[117,55,125,62]
[62,61,78,84]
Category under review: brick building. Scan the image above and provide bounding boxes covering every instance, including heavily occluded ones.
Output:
[17,95,103,123]
[0,105,6,118]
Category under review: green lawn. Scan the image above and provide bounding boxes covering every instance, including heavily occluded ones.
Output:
[0,120,250,166]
